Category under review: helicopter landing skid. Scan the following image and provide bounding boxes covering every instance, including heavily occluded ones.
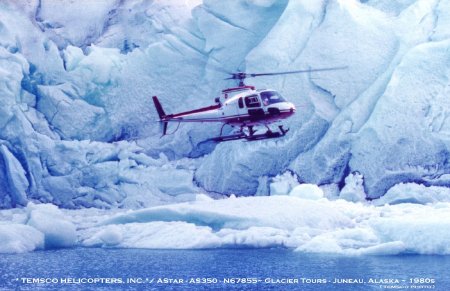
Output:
[244,131,283,141]
[206,127,288,143]
[210,133,247,142]
[244,125,289,141]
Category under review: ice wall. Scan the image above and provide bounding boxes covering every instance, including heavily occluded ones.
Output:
[0,0,449,208]
[0,0,205,208]
[195,0,450,198]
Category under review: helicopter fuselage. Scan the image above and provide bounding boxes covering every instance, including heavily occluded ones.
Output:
[151,66,346,141]
[158,86,296,127]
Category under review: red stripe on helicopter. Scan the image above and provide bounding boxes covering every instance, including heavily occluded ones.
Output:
[165,104,221,119]
[164,109,294,123]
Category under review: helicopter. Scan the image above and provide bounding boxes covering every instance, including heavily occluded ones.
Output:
[152,66,346,142]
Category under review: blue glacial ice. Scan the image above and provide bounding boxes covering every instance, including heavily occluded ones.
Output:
[0,0,449,253]
[0,0,449,206]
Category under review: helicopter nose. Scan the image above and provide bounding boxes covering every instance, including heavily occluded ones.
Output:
[289,103,296,113]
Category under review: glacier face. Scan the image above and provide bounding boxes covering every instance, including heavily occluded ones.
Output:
[0,0,449,208]
[195,0,450,198]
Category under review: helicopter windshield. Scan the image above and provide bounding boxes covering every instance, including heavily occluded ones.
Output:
[260,91,286,106]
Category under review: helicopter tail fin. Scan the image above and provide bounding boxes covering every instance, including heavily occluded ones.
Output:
[152,96,168,136]
[152,96,166,119]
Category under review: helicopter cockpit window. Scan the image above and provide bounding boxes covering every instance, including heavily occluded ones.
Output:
[260,91,286,105]
[244,95,261,108]
[238,97,244,109]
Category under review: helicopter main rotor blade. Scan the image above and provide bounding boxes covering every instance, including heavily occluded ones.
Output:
[248,66,348,77]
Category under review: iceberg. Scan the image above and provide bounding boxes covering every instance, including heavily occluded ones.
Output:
[0,224,44,254]
[26,203,77,249]
[93,196,450,255]
[373,183,450,205]
[2,196,450,255]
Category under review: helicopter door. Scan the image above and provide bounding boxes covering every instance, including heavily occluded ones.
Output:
[244,94,265,120]
[236,97,246,117]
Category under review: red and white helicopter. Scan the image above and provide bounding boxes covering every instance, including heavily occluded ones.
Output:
[152,67,345,142]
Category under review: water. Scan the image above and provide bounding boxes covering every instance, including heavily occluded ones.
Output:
[0,248,449,290]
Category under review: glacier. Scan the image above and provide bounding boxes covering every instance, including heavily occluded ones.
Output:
[0,0,449,206]
[0,0,449,254]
